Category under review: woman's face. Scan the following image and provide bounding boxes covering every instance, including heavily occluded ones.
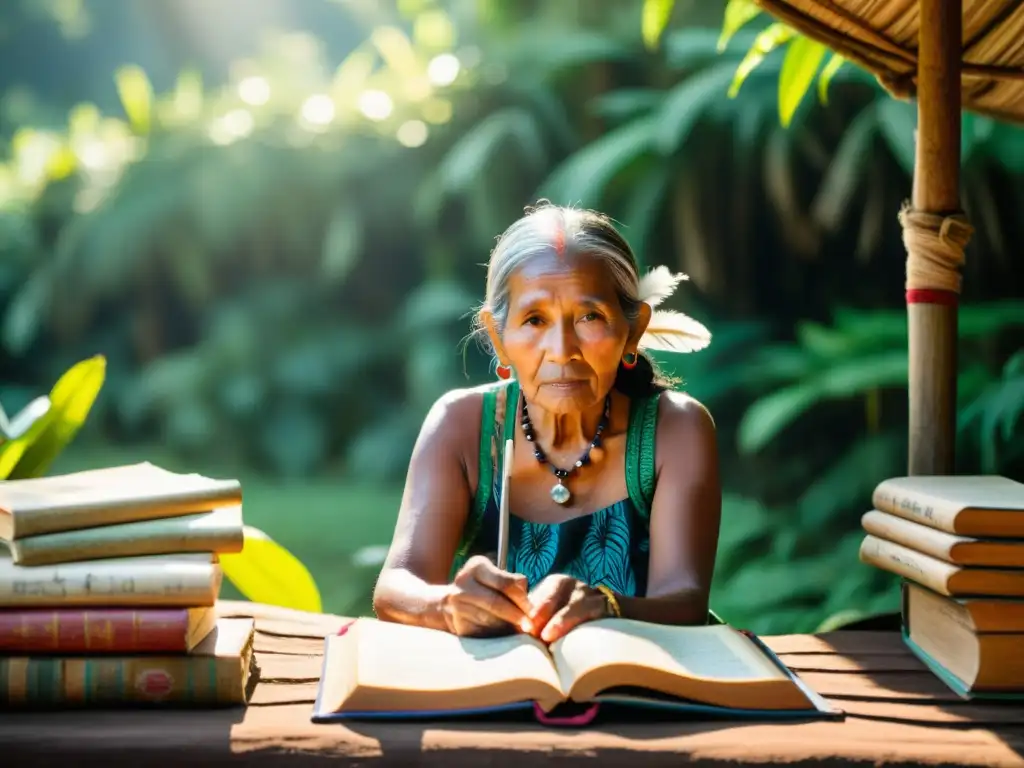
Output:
[485,250,649,414]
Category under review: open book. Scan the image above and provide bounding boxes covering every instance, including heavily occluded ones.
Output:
[312,617,838,724]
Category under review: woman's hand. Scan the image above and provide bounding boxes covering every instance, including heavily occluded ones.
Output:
[441,555,535,637]
[526,575,611,643]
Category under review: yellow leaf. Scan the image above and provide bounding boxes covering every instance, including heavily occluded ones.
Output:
[0,355,106,480]
[114,64,153,135]
[817,52,846,105]
[220,526,323,613]
[717,0,762,52]
[778,36,828,127]
[728,22,794,98]
[641,0,675,51]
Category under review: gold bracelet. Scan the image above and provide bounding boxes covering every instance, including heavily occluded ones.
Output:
[594,584,621,618]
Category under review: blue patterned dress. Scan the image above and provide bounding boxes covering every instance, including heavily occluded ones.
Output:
[451,379,661,597]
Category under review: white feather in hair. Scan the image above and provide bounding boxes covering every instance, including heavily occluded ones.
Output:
[637,265,688,307]
[639,310,712,354]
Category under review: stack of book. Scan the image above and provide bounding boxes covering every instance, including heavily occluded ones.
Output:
[858,474,1024,698]
[0,462,258,708]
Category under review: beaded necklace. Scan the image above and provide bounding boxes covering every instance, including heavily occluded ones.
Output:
[519,392,610,505]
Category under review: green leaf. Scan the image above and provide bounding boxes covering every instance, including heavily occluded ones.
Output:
[738,350,908,452]
[875,98,917,175]
[811,104,878,232]
[817,52,846,104]
[794,319,854,359]
[715,493,774,575]
[641,0,675,50]
[815,608,878,633]
[728,22,795,98]
[114,64,153,135]
[0,355,106,480]
[540,116,654,206]
[437,107,547,194]
[504,31,631,74]
[718,0,762,52]
[959,301,1024,337]
[320,206,363,284]
[736,382,823,454]
[797,432,904,530]
[1005,350,1024,378]
[401,279,477,331]
[655,61,739,154]
[777,36,828,127]
[220,526,323,613]
[620,163,672,268]
[590,89,663,122]
[987,123,1024,174]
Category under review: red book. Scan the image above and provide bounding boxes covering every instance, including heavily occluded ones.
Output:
[0,606,216,653]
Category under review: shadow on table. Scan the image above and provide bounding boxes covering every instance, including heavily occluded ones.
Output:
[0,659,259,768]
[781,627,1024,764]
[341,706,833,766]
[0,706,249,768]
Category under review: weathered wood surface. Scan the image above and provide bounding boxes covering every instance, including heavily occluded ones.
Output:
[2,600,1023,767]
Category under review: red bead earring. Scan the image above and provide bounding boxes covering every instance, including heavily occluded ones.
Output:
[496,364,512,380]
[622,352,638,369]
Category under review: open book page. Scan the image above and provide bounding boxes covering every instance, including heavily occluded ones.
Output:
[550,619,811,710]
[317,619,566,715]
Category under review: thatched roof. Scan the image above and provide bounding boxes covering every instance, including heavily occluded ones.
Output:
[755,0,1024,124]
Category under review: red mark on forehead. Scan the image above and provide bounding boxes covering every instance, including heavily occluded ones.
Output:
[551,217,566,257]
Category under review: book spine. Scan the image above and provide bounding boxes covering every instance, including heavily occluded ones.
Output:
[860,510,958,563]
[11,507,244,566]
[0,655,245,706]
[0,609,190,653]
[871,484,957,533]
[13,484,243,538]
[859,535,957,595]
[0,562,221,608]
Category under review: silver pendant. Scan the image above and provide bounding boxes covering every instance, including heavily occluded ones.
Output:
[550,481,571,505]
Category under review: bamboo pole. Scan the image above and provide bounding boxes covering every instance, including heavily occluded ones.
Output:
[906,0,964,476]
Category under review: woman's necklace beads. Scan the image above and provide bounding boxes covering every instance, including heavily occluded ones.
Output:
[519,393,610,505]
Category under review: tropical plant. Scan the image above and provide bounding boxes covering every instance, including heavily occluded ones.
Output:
[702,301,1024,632]
[0,355,106,480]
[3,0,1024,632]
[0,354,324,612]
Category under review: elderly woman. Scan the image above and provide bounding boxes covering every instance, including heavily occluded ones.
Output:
[373,203,720,643]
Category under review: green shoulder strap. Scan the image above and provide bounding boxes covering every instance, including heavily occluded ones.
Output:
[451,379,518,577]
[624,392,660,519]
[624,390,724,626]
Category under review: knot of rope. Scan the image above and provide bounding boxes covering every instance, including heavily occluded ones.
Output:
[898,201,974,293]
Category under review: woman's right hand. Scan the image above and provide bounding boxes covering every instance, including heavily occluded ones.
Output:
[442,555,534,637]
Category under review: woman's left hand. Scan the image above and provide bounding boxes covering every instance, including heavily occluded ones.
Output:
[526,575,611,642]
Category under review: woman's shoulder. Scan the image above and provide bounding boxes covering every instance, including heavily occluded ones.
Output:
[418,381,510,450]
[653,390,716,462]
[426,381,508,423]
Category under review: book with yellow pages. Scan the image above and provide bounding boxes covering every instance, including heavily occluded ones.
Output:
[311,618,841,725]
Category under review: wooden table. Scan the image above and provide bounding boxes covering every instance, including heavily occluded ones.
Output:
[2,601,1024,766]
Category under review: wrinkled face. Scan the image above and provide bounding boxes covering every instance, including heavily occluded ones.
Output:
[485,250,649,414]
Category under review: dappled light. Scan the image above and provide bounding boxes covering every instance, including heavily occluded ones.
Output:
[0,0,1021,643]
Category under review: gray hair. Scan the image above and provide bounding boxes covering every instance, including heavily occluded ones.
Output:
[472,203,644,356]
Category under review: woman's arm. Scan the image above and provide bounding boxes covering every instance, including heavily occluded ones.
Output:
[616,392,721,625]
[372,390,478,630]
[372,388,533,634]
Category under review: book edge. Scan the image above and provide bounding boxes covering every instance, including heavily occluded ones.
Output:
[901,580,1024,702]
[308,628,845,724]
